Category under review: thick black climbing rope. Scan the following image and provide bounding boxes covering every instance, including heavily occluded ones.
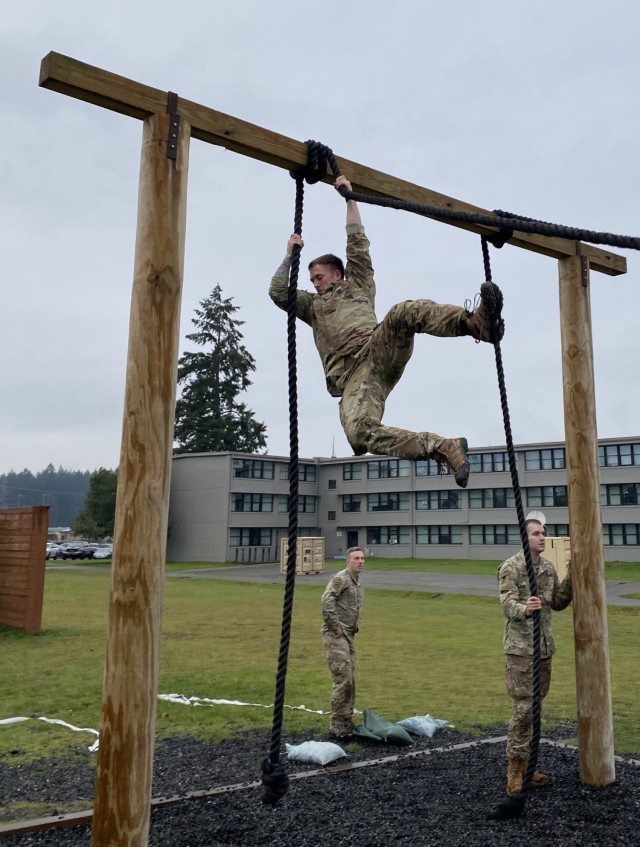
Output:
[261,174,305,805]
[303,139,640,251]
[480,237,542,821]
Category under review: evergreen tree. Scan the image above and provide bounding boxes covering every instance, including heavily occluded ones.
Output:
[0,465,90,525]
[72,468,117,538]
[174,285,267,454]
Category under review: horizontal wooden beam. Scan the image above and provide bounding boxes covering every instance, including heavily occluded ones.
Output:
[39,51,627,276]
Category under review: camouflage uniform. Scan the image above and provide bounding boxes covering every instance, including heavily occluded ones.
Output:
[269,223,470,461]
[320,567,363,736]
[498,550,573,760]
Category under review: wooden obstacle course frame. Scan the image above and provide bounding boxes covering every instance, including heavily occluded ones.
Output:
[38,50,620,846]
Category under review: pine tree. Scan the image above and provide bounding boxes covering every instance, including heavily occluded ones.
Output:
[174,285,267,454]
[72,468,117,538]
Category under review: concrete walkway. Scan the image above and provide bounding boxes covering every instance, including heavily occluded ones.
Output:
[168,562,640,608]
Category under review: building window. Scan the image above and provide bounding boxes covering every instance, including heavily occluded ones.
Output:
[415,491,460,510]
[229,528,273,546]
[469,488,515,509]
[603,524,640,546]
[232,493,273,512]
[367,459,411,479]
[527,486,568,508]
[524,449,565,471]
[232,459,274,480]
[546,524,569,537]
[415,459,448,477]
[601,483,639,506]
[599,443,640,467]
[416,525,463,544]
[469,452,508,474]
[367,492,410,512]
[279,463,318,482]
[298,495,316,513]
[343,463,363,481]
[366,526,411,545]
[328,510,336,521]
[342,495,362,513]
[278,496,316,513]
[328,479,337,490]
[470,525,520,545]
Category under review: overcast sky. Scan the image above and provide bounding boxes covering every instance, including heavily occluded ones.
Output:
[2,1,639,475]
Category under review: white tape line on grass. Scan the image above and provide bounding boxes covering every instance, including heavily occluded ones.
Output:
[1,696,335,753]
[158,693,330,714]
[0,716,100,751]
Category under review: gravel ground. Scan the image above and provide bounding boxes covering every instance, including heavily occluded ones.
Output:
[1,727,639,846]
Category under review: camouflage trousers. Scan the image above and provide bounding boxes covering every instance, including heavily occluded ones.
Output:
[338,299,467,460]
[322,632,357,736]
[505,654,552,760]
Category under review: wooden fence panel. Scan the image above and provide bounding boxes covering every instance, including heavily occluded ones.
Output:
[0,507,49,634]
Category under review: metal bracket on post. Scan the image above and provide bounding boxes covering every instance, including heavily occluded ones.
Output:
[166,91,180,160]
[576,242,589,288]
[581,256,589,288]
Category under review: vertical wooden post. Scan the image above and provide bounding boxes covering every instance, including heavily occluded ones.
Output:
[91,110,190,847]
[558,254,615,786]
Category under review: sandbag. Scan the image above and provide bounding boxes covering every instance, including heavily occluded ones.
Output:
[352,708,413,745]
[398,714,450,737]
[285,741,348,765]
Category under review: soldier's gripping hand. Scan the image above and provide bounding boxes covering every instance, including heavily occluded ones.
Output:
[334,175,353,193]
[524,596,542,617]
[287,234,304,255]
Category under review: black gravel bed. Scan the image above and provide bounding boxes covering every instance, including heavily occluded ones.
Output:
[1,727,639,846]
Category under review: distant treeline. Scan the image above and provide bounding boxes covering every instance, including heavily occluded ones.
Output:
[0,464,93,526]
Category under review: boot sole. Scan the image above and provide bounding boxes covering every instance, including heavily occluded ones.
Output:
[453,438,470,489]
[479,282,504,342]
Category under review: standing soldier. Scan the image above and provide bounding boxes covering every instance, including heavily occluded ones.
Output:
[321,546,365,739]
[498,519,573,795]
[269,174,504,489]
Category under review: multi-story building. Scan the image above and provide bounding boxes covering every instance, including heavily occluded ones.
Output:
[166,436,640,564]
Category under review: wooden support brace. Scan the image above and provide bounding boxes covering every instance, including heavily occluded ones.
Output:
[89,111,190,847]
[558,254,615,786]
[39,51,626,276]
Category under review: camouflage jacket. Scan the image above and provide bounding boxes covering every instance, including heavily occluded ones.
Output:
[269,223,377,397]
[321,568,363,639]
[498,550,572,658]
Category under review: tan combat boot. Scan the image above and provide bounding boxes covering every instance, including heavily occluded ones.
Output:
[506,758,526,796]
[433,438,470,489]
[464,282,505,343]
[531,768,551,788]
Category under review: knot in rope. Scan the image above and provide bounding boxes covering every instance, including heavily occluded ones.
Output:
[485,227,514,249]
[290,140,342,185]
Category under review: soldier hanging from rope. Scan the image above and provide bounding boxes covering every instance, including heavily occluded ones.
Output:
[269,175,504,487]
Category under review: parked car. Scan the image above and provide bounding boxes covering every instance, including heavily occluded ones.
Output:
[46,543,62,560]
[60,542,91,560]
[93,544,113,560]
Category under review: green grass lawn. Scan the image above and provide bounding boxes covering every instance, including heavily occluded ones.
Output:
[2,567,639,765]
